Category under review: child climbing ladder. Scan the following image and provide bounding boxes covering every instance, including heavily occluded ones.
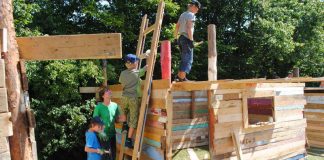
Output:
[118,1,165,160]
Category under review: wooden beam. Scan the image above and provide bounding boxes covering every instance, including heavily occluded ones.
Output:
[0,28,8,53]
[231,129,243,160]
[208,24,217,81]
[165,93,173,160]
[0,88,8,113]
[16,33,122,60]
[0,112,12,137]
[143,24,156,35]
[0,59,5,88]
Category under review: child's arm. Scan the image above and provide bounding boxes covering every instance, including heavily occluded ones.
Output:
[139,65,148,77]
[84,146,103,154]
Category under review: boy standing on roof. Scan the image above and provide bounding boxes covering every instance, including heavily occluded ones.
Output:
[119,53,148,148]
[174,0,201,82]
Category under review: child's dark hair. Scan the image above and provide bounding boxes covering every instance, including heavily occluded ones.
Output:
[89,116,104,128]
[98,87,111,102]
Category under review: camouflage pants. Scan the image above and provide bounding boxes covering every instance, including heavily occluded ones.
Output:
[121,96,140,128]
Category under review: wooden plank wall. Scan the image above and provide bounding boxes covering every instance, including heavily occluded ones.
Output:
[211,83,307,160]
[304,87,324,148]
[0,59,12,159]
[110,80,171,159]
[171,90,209,150]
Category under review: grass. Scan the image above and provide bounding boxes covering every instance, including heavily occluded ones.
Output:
[172,146,324,160]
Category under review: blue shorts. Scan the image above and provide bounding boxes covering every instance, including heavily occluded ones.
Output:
[178,35,193,73]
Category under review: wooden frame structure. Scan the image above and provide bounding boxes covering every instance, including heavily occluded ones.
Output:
[103,77,324,160]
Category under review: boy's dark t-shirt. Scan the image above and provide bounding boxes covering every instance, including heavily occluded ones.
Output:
[85,131,101,160]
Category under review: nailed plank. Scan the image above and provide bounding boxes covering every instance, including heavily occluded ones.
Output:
[212,100,242,109]
[0,137,9,153]
[0,59,5,88]
[165,94,173,160]
[17,33,122,60]
[215,93,242,100]
[275,109,304,122]
[245,90,275,98]
[274,95,306,106]
[306,96,324,104]
[0,88,8,113]
[0,112,12,137]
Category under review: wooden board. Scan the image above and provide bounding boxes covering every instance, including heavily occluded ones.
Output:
[0,88,8,113]
[0,137,9,154]
[274,95,306,106]
[17,33,122,60]
[0,112,12,137]
[274,109,304,122]
[0,59,5,88]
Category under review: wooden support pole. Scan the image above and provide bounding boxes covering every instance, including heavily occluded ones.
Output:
[293,68,300,77]
[165,92,173,160]
[208,24,217,81]
[102,60,108,87]
[1,1,33,159]
[207,90,215,157]
[0,28,8,58]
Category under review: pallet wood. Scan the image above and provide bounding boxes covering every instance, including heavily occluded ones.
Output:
[165,93,173,160]
[0,59,5,88]
[0,88,8,113]
[274,95,306,106]
[231,130,243,160]
[17,33,122,60]
[0,137,9,153]
[0,112,12,137]
[275,109,304,122]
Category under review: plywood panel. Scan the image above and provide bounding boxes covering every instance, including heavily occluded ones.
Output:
[17,33,122,60]
[0,88,8,113]
[0,112,12,137]
[212,100,242,109]
[0,59,5,88]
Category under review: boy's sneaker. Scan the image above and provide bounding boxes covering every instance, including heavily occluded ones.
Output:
[174,75,184,82]
[125,138,134,148]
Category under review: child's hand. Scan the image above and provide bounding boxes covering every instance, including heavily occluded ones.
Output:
[97,149,105,155]
[142,65,148,71]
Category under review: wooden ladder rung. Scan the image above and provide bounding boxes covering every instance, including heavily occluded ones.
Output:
[143,24,156,35]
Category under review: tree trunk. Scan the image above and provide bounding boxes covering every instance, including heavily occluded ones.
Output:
[0,0,33,159]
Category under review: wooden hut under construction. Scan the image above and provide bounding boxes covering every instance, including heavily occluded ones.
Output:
[108,78,324,160]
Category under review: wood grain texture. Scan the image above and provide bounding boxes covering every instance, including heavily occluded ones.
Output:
[0,59,5,88]
[0,112,12,137]
[0,88,8,113]
[17,33,122,60]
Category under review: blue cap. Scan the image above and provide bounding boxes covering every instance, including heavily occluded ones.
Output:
[124,54,139,63]
[91,116,104,125]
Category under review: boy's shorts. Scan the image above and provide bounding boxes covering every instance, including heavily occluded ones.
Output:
[178,35,194,73]
[121,96,140,128]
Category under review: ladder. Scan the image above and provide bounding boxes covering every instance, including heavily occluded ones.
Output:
[118,1,165,160]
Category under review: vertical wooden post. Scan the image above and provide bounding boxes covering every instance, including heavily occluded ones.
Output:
[190,91,196,119]
[1,1,33,159]
[208,24,217,81]
[207,90,215,158]
[293,68,299,77]
[208,24,217,159]
[165,92,173,160]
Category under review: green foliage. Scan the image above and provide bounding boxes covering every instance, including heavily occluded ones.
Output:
[12,0,323,159]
